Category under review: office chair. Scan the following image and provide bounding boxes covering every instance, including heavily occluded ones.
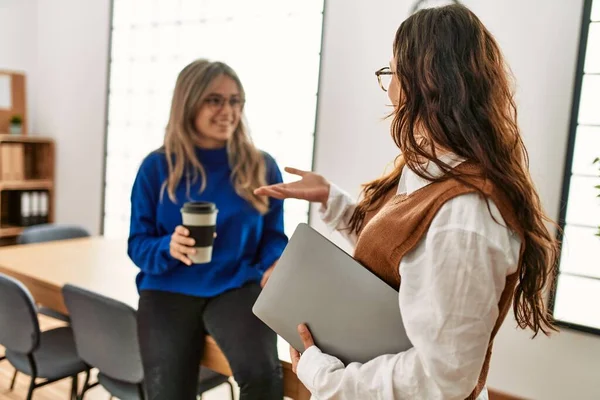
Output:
[0,273,89,400]
[6,223,91,391]
[17,223,90,323]
[62,284,234,400]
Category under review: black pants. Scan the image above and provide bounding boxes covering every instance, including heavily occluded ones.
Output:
[137,283,283,400]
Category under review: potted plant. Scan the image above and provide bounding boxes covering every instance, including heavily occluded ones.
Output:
[595,157,600,237]
[9,115,23,135]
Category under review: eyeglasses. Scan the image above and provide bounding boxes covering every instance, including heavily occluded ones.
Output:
[203,95,245,111]
[375,67,394,92]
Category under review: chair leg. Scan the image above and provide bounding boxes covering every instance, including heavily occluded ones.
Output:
[137,383,145,400]
[227,380,235,400]
[79,369,91,400]
[70,374,79,400]
[9,369,18,390]
[26,376,36,400]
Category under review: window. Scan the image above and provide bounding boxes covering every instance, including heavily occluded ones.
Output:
[102,0,325,239]
[552,0,600,333]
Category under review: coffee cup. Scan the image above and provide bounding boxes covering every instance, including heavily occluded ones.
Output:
[180,201,218,264]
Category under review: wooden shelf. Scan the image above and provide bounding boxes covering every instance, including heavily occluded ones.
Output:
[0,134,53,144]
[0,136,54,245]
[0,225,24,238]
[0,179,53,191]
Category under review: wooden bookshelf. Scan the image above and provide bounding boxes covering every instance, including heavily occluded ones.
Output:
[0,135,55,244]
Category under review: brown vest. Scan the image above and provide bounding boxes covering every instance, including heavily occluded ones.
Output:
[353,163,524,400]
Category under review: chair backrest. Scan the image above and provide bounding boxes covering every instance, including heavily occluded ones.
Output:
[17,224,90,245]
[0,274,40,354]
[62,284,143,383]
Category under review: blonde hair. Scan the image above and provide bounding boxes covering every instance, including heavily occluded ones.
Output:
[162,59,268,214]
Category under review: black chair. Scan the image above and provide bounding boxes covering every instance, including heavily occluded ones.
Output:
[7,223,92,389]
[0,274,89,400]
[62,284,234,400]
[17,223,91,323]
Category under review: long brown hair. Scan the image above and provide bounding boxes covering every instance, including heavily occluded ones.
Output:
[349,5,559,336]
[162,59,268,214]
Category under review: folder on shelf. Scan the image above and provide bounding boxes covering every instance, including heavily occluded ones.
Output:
[0,143,25,181]
[40,191,48,224]
[10,190,50,226]
[11,144,25,181]
[31,191,40,225]
[1,143,12,180]
[19,191,31,226]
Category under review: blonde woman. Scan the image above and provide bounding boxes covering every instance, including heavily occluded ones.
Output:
[128,60,287,400]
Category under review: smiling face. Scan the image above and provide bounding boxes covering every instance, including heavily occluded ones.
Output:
[193,74,244,149]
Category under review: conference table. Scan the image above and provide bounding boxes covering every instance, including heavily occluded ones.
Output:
[0,236,311,400]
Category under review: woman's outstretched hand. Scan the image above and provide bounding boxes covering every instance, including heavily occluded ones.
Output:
[254,167,331,207]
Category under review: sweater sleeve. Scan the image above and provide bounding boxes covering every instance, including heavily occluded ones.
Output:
[254,154,289,273]
[127,155,180,275]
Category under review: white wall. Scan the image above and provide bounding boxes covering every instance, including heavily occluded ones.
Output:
[1,0,109,234]
[312,0,600,399]
[33,0,110,234]
[0,0,37,132]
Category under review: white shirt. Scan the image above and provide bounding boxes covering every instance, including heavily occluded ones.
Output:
[296,155,521,400]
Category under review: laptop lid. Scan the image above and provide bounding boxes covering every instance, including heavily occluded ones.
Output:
[253,223,412,365]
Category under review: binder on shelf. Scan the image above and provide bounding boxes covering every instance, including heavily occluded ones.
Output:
[40,191,48,224]
[5,190,17,227]
[20,191,31,226]
[31,191,40,225]
[5,190,49,227]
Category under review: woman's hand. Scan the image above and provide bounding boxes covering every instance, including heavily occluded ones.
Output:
[261,262,277,288]
[254,167,331,207]
[169,225,196,266]
[290,323,315,374]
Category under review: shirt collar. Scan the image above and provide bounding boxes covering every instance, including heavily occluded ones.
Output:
[397,153,466,195]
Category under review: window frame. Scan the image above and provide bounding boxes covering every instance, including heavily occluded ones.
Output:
[551,0,599,335]
[99,0,328,238]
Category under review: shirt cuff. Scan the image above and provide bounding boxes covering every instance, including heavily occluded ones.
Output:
[297,346,344,394]
[318,184,354,230]
[256,252,279,273]
[158,234,177,267]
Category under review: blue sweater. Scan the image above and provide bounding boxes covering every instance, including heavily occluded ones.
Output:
[127,146,288,297]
